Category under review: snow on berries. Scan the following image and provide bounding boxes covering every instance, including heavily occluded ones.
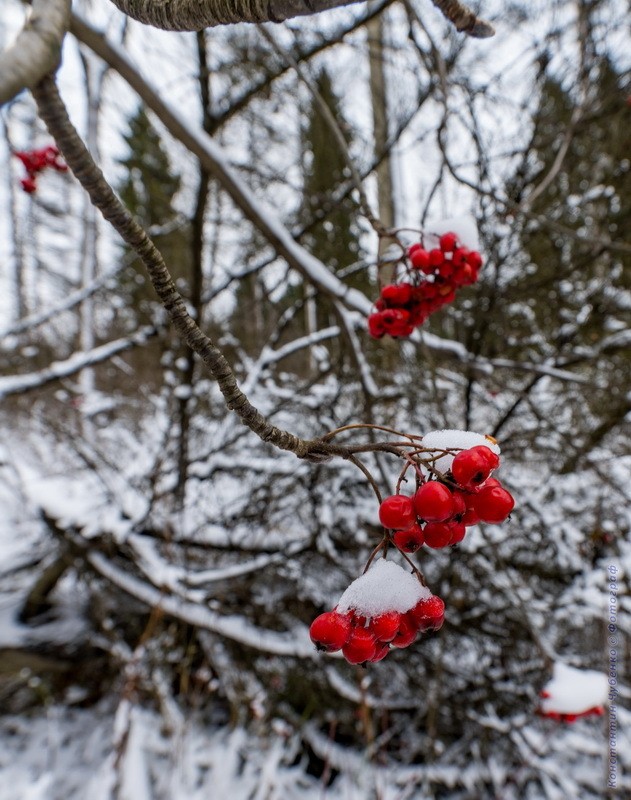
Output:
[368,228,484,339]
[13,145,67,194]
[309,427,514,665]
[538,663,608,723]
[309,560,443,665]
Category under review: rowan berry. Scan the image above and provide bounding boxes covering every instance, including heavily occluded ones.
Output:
[342,627,378,664]
[310,611,352,652]
[414,482,454,522]
[472,484,515,523]
[379,495,416,530]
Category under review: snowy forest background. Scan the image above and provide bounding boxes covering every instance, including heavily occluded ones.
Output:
[0,0,630,797]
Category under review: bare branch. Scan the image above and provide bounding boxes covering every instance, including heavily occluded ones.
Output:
[431,0,494,38]
[30,75,346,462]
[68,13,373,319]
[105,0,362,29]
[0,0,71,108]
[104,0,494,37]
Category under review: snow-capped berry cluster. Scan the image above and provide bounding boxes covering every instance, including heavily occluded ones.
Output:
[381,443,514,552]
[368,231,483,339]
[537,663,608,724]
[14,145,67,194]
[309,560,444,664]
[308,429,514,666]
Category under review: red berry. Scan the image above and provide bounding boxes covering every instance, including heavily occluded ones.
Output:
[436,283,456,301]
[451,448,494,490]
[471,445,500,470]
[429,248,444,268]
[461,507,480,526]
[413,482,454,522]
[342,627,378,664]
[408,596,445,630]
[310,611,352,652]
[410,247,431,271]
[367,312,386,339]
[451,492,467,519]
[392,524,425,552]
[452,247,470,267]
[391,615,418,648]
[423,521,452,549]
[448,520,466,544]
[379,495,416,530]
[20,176,37,193]
[350,610,367,628]
[438,261,455,279]
[466,250,483,269]
[453,263,475,286]
[462,263,480,285]
[472,485,515,523]
[439,232,459,253]
[369,642,390,662]
[381,308,412,337]
[381,283,412,307]
[369,611,401,642]
[408,304,428,327]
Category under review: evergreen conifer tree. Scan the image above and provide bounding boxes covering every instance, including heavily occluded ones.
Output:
[116,105,190,330]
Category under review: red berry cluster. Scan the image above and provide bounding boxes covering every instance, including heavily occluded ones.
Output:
[379,445,514,552]
[537,691,605,723]
[309,595,445,665]
[368,231,483,339]
[14,145,67,194]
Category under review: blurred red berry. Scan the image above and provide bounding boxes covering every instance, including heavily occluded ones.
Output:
[439,232,459,252]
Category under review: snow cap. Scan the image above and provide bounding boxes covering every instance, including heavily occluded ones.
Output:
[540,662,608,715]
[336,559,431,618]
[422,429,501,473]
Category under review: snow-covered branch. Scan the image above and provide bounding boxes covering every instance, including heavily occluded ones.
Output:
[69,13,486,367]
[87,551,316,658]
[0,0,71,108]
[0,326,157,399]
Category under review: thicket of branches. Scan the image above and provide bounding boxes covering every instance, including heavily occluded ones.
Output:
[0,0,629,797]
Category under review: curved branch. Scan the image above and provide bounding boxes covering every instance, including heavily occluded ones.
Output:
[0,0,71,108]
[431,0,494,38]
[105,0,361,29]
[104,0,494,37]
[30,75,344,462]
[69,13,373,319]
